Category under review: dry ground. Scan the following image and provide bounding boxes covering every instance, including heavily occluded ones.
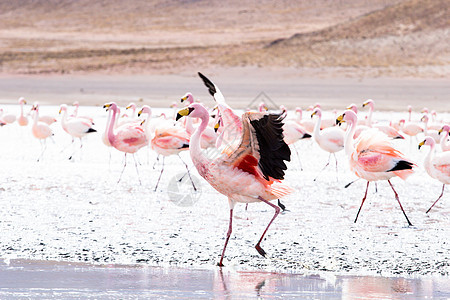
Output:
[0,0,448,77]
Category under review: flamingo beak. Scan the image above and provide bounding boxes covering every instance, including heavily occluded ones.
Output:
[126,105,132,110]
[181,96,187,103]
[214,121,220,133]
[140,119,146,126]
[137,109,142,117]
[438,128,443,135]
[336,114,344,125]
[176,107,193,121]
[310,111,316,118]
[418,140,425,149]
[103,104,111,109]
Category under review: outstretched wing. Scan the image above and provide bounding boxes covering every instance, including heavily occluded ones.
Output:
[224,111,291,182]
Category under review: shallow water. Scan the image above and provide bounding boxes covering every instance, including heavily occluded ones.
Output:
[1,259,449,299]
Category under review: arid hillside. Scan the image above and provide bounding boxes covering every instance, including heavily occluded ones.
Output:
[0,0,447,77]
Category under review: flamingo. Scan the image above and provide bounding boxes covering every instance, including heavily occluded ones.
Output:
[176,73,292,266]
[420,114,440,143]
[0,108,16,124]
[31,104,53,161]
[181,93,218,149]
[59,104,97,160]
[71,101,94,124]
[419,136,450,213]
[150,119,192,191]
[103,102,148,184]
[362,99,404,139]
[439,125,450,152]
[294,107,315,133]
[311,107,344,181]
[336,110,415,225]
[17,97,28,126]
[398,119,423,138]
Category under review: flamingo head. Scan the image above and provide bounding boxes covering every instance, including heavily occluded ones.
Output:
[59,104,68,114]
[72,101,79,107]
[421,107,429,114]
[336,110,357,126]
[279,105,287,114]
[176,103,208,121]
[399,119,405,125]
[346,104,358,114]
[126,102,136,110]
[407,105,412,112]
[180,92,194,105]
[439,125,450,135]
[18,97,27,105]
[311,107,322,119]
[420,114,429,123]
[362,99,374,109]
[103,102,118,112]
[258,102,268,112]
[137,105,152,117]
[418,136,435,150]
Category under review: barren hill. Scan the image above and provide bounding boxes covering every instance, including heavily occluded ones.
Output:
[0,0,448,77]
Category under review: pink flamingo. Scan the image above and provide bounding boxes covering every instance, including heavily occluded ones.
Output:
[31,104,53,161]
[59,104,97,160]
[311,107,344,181]
[420,114,440,143]
[103,102,148,184]
[419,136,450,213]
[0,108,16,124]
[71,101,94,124]
[439,125,450,152]
[294,107,315,133]
[176,98,292,266]
[362,99,404,139]
[150,120,192,191]
[17,97,28,126]
[181,93,218,149]
[336,110,415,225]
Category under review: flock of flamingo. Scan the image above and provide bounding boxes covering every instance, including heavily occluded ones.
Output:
[1,73,449,266]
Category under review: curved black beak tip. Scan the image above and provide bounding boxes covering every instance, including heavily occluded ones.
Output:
[175,113,182,121]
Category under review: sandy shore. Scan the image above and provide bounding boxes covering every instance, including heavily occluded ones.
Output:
[0,69,448,112]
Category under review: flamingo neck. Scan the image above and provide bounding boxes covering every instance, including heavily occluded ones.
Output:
[408,110,411,122]
[344,120,356,157]
[190,113,210,167]
[441,131,450,149]
[424,142,435,176]
[296,110,302,122]
[422,119,428,135]
[33,108,39,125]
[312,113,322,141]
[107,108,117,145]
[20,102,24,117]
[61,109,68,128]
[366,105,373,127]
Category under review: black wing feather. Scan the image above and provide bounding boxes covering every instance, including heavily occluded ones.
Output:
[198,72,216,97]
[250,113,291,180]
[387,160,414,172]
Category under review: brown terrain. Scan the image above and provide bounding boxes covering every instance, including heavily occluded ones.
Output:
[0,0,448,77]
[0,0,448,109]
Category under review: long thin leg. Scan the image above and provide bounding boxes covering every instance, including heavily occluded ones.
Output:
[355,181,370,223]
[37,140,47,162]
[292,144,303,171]
[218,208,233,267]
[152,155,160,169]
[345,178,360,188]
[178,154,197,191]
[68,138,83,160]
[313,153,331,182]
[333,152,338,182]
[255,197,281,257]
[154,156,165,191]
[388,180,413,226]
[117,153,127,183]
[426,184,445,214]
[133,154,142,185]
